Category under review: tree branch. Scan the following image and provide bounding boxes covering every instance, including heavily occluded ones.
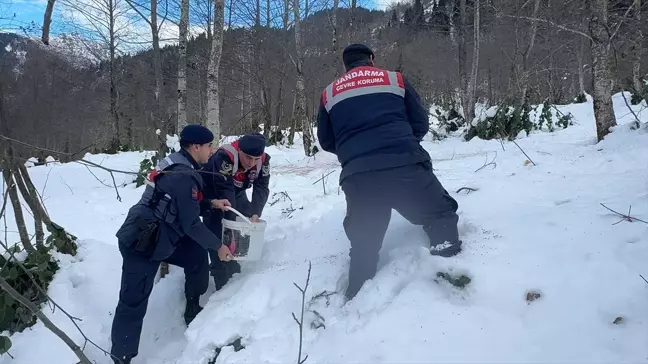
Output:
[500,14,592,41]
[292,261,311,364]
[600,203,648,224]
[0,276,91,364]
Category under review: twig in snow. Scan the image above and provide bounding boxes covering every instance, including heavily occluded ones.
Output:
[475,152,497,172]
[314,171,334,195]
[59,175,74,195]
[511,139,536,166]
[640,274,648,285]
[291,261,311,364]
[456,187,478,194]
[82,164,122,202]
[40,164,54,201]
[620,91,642,129]
[599,203,648,225]
[312,170,335,186]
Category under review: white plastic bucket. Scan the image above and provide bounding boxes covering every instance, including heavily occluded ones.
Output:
[221,215,267,261]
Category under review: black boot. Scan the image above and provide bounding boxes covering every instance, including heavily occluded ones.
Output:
[184,296,203,326]
[429,240,462,257]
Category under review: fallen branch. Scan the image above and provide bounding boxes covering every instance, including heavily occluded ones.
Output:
[291,261,311,364]
[82,164,122,202]
[511,140,536,166]
[456,187,478,194]
[620,91,642,129]
[0,276,91,364]
[600,203,648,225]
[475,152,497,173]
[312,170,335,185]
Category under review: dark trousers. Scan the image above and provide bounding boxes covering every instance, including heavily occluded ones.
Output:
[110,237,209,361]
[205,191,250,290]
[341,161,459,299]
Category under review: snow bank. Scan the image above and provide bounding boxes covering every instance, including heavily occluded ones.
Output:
[0,97,646,364]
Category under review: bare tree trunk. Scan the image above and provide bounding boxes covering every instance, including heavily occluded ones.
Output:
[445,0,456,47]
[109,0,120,151]
[14,165,44,247]
[2,166,36,254]
[178,0,190,131]
[41,0,56,45]
[293,0,314,155]
[458,0,468,120]
[207,0,225,141]
[577,37,586,95]
[467,0,480,121]
[632,0,643,93]
[517,0,540,110]
[330,0,340,74]
[148,0,167,156]
[588,0,616,141]
[348,0,356,41]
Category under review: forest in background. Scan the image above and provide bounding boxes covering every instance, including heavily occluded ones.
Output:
[0,0,646,159]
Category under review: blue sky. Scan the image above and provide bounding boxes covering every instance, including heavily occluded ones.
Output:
[2,0,396,36]
[1,0,49,33]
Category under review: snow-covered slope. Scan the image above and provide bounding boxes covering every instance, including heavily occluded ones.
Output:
[1,94,647,364]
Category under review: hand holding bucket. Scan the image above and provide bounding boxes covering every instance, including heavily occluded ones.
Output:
[223,206,254,255]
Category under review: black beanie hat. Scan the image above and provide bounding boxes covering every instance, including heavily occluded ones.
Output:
[342,43,374,69]
[180,124,214,145]
[238,132,266,157]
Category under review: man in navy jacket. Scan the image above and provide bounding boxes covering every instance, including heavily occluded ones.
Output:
[317,44,462,301]
[110,125,233,364]
[202,132,271,290]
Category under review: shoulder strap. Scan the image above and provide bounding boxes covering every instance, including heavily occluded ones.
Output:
[219,144,240,172]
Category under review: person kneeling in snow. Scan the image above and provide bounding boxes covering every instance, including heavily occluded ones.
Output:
[202,132,271,290]
[110,124,234,364]
[317,44,462,301]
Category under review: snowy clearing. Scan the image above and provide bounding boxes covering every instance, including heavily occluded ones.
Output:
[1,94,647,364]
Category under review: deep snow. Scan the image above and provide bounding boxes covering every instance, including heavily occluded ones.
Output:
[1,93,647,364]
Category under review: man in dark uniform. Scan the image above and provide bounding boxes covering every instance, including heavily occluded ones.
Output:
[202,132,271,290]
[110,124,234,364]
[317,44,462,301]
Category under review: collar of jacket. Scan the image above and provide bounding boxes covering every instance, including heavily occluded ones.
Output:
[178,148,202,170]
[345,59,374,72]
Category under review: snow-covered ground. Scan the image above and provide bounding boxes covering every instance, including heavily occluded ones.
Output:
[1,93,648,364]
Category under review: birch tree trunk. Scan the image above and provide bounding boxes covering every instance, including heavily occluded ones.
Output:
[293,0,314,155]
[631,0,643,93]
[108,0,121,151]
[518,0,540,107]
[458,0,469,120]
[588,0,616,141]
[207,0,225,142]
[577,37,586,95]
[330,0,340,75]
[467,0,480,122]
[178,0,190,131]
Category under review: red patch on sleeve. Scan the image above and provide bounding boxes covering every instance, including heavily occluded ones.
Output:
[192,188,203,201]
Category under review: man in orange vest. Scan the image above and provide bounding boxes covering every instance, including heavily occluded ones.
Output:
[202,132,271,289]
